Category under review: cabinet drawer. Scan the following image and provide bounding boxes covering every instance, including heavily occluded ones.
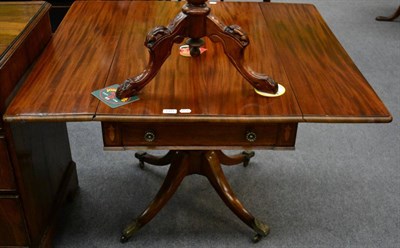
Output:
[0,196,29,246]
[102,122,297,149]
[0,135,16,190]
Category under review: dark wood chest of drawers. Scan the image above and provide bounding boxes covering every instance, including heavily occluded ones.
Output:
[1,2,78,247]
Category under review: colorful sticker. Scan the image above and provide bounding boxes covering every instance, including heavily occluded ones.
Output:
[179,45,207,57]
[92,84,139,108]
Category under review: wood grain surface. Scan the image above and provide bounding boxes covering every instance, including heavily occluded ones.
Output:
[4,1,391,123]
[0,135,15,190]
[0,2,43,56]
[5,1,131,121]
[0,196,28,246]
[261,3,392,123]
[101,122,297,150]
[0,1,51,120]
[96,1,302,123]
[5,121,77,246]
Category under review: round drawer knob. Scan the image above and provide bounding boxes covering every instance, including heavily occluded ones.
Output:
[246,131,257,142]
[144,131,155,142]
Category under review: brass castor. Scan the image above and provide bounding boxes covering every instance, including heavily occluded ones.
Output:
[251,218,270,243]
[252,233,263,243]
[135,152,147,169]
[120,219,142,243]
[242,151,255,167]
[138,160,145,169]
[120,235,129,243]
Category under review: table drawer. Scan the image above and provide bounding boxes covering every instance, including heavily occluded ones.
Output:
[0,135,16,190]
[102,122,297,149]
[0,196,29,246]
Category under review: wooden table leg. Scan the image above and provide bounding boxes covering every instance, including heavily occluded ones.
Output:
[203,151,270,242]
[121,151,189,242]
[121,150,269,243]
[135,150,176,169]
[215,150,255,167]
[376,6,400,21]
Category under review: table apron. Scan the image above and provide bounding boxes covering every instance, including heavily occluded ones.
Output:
[101,122,298,150]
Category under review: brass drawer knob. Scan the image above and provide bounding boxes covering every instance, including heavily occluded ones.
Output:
[144,131,155,142]
[246,131,257,142]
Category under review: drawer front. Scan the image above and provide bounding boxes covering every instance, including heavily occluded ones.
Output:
[0,196,29,246]
[102,122,297,149]
[0,135,16,190]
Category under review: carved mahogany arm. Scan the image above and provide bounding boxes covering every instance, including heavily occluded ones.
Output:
[206,15,278,94]
[116,13,187,99]
[116,0,278,99]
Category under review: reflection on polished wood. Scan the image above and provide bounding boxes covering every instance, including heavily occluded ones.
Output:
[121,150,269,243]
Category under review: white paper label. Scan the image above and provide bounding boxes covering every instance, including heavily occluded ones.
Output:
[179,109,192,114]
[162,109,178,114]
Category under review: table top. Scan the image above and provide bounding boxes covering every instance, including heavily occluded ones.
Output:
[4,1,392,124]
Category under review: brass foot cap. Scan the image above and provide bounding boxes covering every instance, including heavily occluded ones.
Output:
[253,218,270,236]
[121,219,142,242]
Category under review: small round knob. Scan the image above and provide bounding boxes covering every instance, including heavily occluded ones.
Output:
[144,131,155,142]
[190,46,201,57]
[246,131,257,142]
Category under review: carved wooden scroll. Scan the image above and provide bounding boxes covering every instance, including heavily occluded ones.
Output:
[116,0,278,99]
